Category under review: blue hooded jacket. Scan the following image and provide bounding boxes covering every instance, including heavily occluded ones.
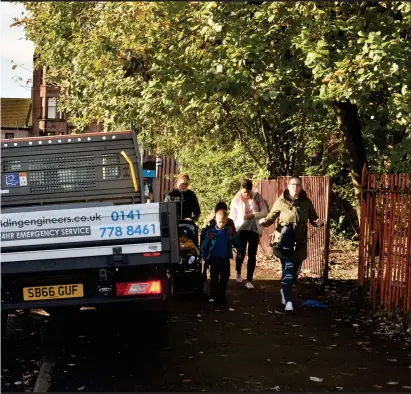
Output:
[200,225,242,261]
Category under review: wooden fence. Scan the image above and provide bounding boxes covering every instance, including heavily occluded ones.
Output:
[359,167,411,324]
[254,176,331,280]
[154,157,179,202]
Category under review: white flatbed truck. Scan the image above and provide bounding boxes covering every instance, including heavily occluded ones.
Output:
[1,131,179,329]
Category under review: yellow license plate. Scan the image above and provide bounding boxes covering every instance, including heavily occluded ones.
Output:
[23,284,84,301]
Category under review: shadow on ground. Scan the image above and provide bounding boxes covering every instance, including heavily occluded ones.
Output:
[2,279,410,392]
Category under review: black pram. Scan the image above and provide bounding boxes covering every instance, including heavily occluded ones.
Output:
[171,219,204,295]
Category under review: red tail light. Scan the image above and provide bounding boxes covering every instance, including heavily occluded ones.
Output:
[116,280,162,296]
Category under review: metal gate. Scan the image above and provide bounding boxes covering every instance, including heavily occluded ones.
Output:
[359,167,411,323]
[255,176,331,280]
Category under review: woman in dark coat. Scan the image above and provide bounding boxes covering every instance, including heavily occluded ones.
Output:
[260,176,324,311]
[164,173,201,222]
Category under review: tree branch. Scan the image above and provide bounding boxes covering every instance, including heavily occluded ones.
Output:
[220,101,264,169]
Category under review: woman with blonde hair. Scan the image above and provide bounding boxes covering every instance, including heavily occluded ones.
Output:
[164,173,201,222]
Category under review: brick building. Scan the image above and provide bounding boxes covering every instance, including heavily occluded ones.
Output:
[31,62,103,136]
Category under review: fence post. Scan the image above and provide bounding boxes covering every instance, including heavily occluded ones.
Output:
[357,164,368,310]
[323,176,332,284]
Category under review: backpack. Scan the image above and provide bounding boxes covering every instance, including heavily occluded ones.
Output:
[208,225,234,242]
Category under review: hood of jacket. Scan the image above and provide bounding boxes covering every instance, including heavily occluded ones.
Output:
[281,189,308,203]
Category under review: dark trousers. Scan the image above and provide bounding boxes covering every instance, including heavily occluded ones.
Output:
[209,257,230,300]
[280,259,302,302]
[235,230,259,282]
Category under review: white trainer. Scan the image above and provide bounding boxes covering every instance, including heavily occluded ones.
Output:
[280,289,286,305]
[245,282,254,289]
[236,273,243,283]
[285,301,294,311]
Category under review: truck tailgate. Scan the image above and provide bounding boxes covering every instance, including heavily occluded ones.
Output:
[1,202,179,267]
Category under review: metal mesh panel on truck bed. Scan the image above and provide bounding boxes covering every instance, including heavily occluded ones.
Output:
[1,131,145,208]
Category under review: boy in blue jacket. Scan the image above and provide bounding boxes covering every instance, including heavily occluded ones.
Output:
[200,210,242,303]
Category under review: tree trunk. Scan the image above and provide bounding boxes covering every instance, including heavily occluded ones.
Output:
[333,100,368,221]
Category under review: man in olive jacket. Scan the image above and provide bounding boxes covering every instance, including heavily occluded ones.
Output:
[259,176,324,311]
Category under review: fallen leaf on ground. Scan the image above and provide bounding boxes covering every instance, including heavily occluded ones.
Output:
[229,308,235,312]
[373,385,382,389]
[67,364,75,367]
[77,386,85,391]
[387,359,397,362]
[268,386,280,391]
[386,381,399,385]
[183,379,192,383]
[287,362,296,365]
[310,377,323,382]
[336,387,343,391]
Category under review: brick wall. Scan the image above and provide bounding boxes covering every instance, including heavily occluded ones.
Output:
[31,67,42,137]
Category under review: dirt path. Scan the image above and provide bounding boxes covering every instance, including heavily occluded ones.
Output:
[49,279,409,392]
[2,269,410,392]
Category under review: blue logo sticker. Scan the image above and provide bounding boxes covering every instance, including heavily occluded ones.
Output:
[4,174,20,187]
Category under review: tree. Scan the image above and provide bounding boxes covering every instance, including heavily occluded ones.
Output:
[289,1,411,209]
[16,1,410,221]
